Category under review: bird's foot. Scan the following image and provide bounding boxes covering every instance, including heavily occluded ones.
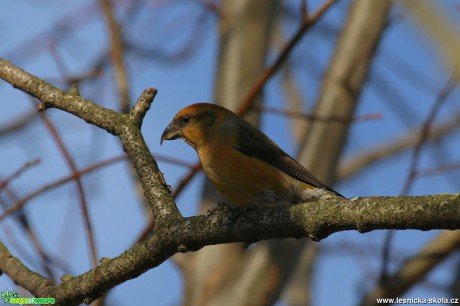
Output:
[229,205,258,223]
[207,203,258,225]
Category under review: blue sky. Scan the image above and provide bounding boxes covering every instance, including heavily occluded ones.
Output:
[1,1,460,306]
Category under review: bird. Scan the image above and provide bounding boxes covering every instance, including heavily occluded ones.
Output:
[161,103,343,209]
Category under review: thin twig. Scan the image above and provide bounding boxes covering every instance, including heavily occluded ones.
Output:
[0,155,127,222]
[99,0,131,113]
[417,160,460,177]
[236,0,337,116]
[0,158,41,190]
[379,74,457,284]
[253,105,382,123]
[155,154,196,169]
[35,107,98,268]
[0,111,37,136]
[0,188,57,280]
[336,111,460,181]
[402,75,457,195]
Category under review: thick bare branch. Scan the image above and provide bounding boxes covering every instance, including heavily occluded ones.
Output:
[0,244,55,297]
[0,59,122,135]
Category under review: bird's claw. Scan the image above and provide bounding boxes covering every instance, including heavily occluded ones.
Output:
[206,202,233,218]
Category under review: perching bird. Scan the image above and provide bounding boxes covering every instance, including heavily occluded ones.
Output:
[161,103,343,208]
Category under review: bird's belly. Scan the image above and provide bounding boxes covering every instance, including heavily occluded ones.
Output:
[199,149,294,207]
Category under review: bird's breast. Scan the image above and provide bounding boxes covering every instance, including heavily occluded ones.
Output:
[197,145,296,207]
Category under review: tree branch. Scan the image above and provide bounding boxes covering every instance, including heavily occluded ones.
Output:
[1,194,459,305]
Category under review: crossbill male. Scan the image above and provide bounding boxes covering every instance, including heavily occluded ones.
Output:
[161,103,343,208]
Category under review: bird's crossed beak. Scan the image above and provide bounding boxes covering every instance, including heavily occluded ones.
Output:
[160,122,182,145]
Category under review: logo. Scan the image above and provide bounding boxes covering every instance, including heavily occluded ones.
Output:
[1,289,55,305]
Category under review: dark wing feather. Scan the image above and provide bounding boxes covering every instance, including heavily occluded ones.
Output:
[233,118,342,195]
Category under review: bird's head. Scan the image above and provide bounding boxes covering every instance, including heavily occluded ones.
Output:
[161,103,232,149]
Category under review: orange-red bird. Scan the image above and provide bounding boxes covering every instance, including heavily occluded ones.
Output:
[161,103,343,207]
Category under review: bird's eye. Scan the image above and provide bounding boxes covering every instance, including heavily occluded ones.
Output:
[181,116,190,124]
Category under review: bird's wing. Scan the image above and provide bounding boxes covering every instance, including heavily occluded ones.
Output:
[232,118,331,190]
